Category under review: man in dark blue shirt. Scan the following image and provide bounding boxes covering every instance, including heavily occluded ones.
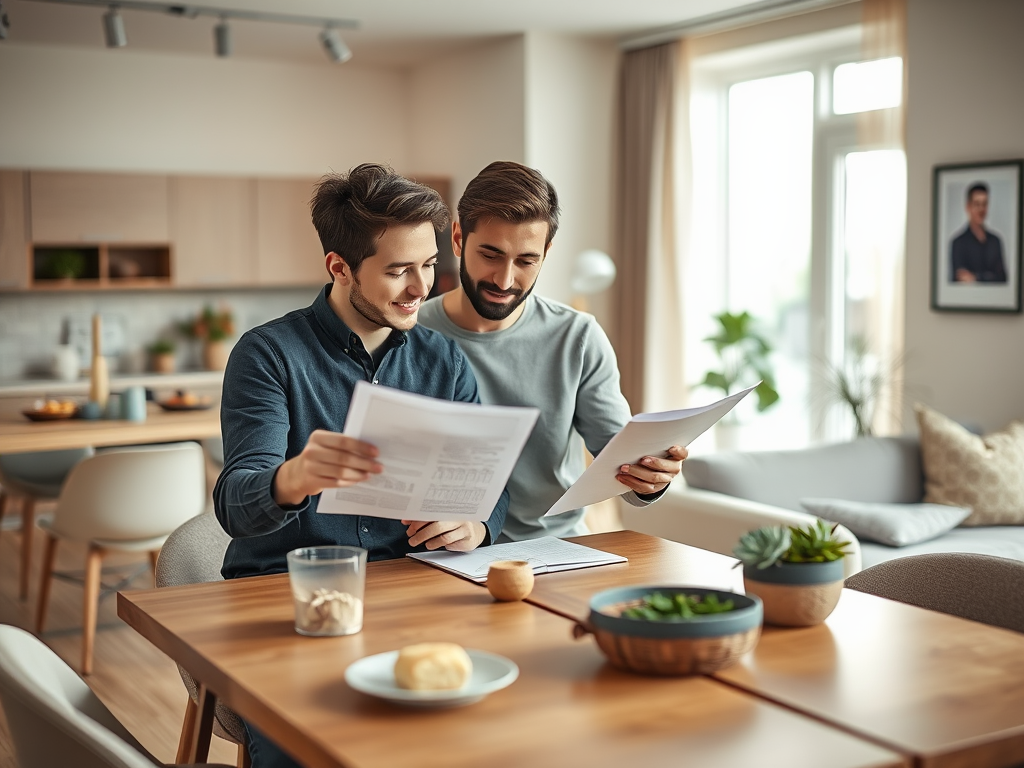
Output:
[214,163,508,581]
[950,182,1007,283]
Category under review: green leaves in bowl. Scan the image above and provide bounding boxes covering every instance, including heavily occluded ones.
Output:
[621,591,736,621]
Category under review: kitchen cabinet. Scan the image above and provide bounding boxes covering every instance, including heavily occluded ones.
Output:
[255,178,326,286]
[0,171,30,290]
[29,171,169,243]
[170,176,255,287]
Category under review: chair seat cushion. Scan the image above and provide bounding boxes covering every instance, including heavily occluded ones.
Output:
[800,498,970,547]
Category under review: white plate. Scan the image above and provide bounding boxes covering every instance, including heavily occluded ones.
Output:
[344,649,519,708]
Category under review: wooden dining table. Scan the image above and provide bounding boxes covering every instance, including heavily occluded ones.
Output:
[118,542,906,768]
[0,403,220,453]
[522,531,1024,768]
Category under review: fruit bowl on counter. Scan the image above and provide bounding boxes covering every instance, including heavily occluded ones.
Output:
[155,390,214,412]
[22,399,80,421]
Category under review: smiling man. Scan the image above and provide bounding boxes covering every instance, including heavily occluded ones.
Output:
[418,161,686,542]
[214,164,506,580]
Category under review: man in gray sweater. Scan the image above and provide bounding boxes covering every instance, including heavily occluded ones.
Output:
[418,161,686,542]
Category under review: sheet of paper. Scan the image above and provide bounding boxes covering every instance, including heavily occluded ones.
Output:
[408,536,627,582]
[544,384,758,517]
[317,381,539,522]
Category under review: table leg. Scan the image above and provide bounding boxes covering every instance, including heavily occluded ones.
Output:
[188,683,216,764]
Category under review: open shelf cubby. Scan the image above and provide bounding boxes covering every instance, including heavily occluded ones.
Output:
[29,243,172,289]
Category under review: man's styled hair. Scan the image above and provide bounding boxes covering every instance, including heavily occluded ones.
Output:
[966,182,989,202]
[457,161,560,246]
[311,163,450,272]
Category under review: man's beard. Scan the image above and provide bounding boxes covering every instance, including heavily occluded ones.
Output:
[459,257,534,322]
[349,274,405,331]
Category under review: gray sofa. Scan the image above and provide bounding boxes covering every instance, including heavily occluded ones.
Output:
[622,436,1024,575]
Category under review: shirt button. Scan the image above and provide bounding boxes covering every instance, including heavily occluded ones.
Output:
[361,526,369,533]
[372,379,378,384]
[343,348,349,354]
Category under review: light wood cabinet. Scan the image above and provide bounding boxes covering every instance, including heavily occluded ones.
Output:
[255,178,326,286]
[29,171,169,243]
[170,176,255,287]
[0,171,30,290]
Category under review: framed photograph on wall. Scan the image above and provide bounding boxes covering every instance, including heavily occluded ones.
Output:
[931,159,1022,313]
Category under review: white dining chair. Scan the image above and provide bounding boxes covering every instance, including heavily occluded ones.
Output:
[35,442,207,674]
[155,513,249,767]
[0,623,232,768]
[0,447,94,600]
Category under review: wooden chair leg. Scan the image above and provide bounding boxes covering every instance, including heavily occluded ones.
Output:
[188,684,216,764]
[148,549,159,576]
[237,742,252,768]
[19,497,36,600]
[175,696,198,764]
[35,534,59,635]
[82,545,105,675]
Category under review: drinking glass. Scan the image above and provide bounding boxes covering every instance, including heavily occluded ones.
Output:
[286,546,367,636]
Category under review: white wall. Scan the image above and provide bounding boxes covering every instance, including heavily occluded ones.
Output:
[524,32,618,309]
[904,0,1024,431]
[0,43,409,176]
[408,37,526,205]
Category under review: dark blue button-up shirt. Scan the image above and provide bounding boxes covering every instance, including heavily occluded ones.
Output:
[214,284,509,579]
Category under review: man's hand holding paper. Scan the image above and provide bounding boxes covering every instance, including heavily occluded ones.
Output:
[615,444,689,496]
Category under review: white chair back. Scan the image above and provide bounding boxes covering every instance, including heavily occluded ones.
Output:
[0,624,159,768]
[50,442,206,543]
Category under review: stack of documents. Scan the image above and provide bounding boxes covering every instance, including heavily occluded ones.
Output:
[408,537,627,583]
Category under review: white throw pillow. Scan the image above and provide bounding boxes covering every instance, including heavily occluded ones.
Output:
[799,498,971,548]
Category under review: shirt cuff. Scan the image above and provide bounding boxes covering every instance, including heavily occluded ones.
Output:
[623,486,668,508]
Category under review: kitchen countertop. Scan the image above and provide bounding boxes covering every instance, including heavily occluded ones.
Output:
[0,370,224,398]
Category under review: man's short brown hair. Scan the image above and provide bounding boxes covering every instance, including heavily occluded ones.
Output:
[311,163,451,272]
[457,161,560,246]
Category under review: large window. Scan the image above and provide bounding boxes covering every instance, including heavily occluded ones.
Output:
[685,28,905,452]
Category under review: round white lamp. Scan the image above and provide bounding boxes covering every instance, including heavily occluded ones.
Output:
[571,249,617,311]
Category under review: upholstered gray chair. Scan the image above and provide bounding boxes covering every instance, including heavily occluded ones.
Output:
[0,447,94,599]
[0,624,232,768]
[844,552,1024,634]
[154,513,248,767]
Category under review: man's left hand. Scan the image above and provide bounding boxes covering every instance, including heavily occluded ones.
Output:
[615,445,688,496]
[403,520,488,551]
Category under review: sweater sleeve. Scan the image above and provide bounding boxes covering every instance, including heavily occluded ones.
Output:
[213,331,310,538]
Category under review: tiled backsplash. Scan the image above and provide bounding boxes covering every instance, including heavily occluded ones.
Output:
[0,286,322,380]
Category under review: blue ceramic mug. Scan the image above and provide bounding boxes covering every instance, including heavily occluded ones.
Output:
[121,385,147,423]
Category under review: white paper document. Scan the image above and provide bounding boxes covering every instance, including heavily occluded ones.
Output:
[317,381,539,522]
[408,536,627,582]
[544,384,758,517]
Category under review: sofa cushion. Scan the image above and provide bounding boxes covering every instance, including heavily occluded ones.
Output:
[681,436,923,513]
[859,526,1024,569]
[916,404,1024,526]
[799,498,970,547]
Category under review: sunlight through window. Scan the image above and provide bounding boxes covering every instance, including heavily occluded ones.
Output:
[833,57,902,114]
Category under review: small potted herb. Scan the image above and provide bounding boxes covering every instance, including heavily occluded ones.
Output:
[148,338,177,374]
[733,519,850,627]
[45,249,86,281]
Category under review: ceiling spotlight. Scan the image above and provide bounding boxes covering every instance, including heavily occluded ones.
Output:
[102,5,126,48]
[214,17,231,57]
[319,27,351,63]
[0,1,10,41]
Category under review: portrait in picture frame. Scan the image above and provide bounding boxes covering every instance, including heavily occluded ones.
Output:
[931,159,1022,313]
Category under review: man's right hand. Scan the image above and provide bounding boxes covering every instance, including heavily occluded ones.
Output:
[955,268,977,283]
[273,430,382,507]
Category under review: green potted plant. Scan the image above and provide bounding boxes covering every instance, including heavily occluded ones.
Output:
[45,249,86,281]
[819,335,904,438]
[699,311,780,411]
[147,338,177,374]
[179,305,235,371]
[733,519,850,627]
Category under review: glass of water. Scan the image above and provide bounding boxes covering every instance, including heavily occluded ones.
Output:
[286,546,367,637]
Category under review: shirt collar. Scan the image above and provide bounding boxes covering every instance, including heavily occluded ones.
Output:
[312,283,409,352]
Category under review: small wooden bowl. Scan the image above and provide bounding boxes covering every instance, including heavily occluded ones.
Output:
[486,560,534,601]
[577,586,763,676]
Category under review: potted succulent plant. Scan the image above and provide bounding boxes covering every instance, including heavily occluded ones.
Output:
[147,339,177,374]
[45,249,86,282]
[179,305,235,371]
[733,519,850,627]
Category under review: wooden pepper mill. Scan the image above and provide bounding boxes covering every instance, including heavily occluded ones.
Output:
[88,313,110,409]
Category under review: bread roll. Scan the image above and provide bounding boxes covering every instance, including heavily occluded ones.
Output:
[394,643,472,691]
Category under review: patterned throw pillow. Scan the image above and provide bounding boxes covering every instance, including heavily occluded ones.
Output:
[915,404,1024,526]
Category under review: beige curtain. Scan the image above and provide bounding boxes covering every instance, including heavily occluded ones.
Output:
[860,0,907,435]
[612,41,690,414]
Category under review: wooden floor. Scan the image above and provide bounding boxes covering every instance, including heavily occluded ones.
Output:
[0,498,623,768]
[0,501,238,768]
